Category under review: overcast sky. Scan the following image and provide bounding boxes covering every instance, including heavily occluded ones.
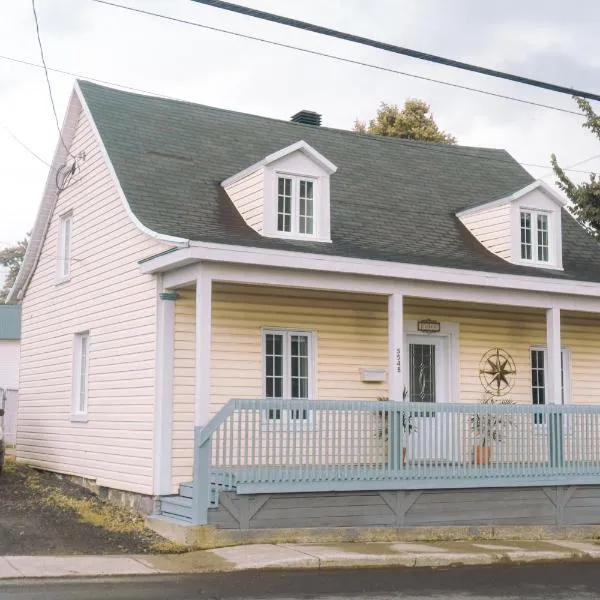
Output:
[1,0,599,253]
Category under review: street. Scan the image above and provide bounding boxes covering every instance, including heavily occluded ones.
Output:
[1,563,600,599]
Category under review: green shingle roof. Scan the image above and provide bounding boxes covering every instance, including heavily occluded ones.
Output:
[0,305,20,340]
[79,80,600,282]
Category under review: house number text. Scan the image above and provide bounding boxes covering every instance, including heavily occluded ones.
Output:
[396,348,401,373]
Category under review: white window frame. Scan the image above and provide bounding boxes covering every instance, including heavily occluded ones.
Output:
[262,328,316,423]
[530,346,570,425]
[519,209,551,265]
[57,212,73,281]
[72,331,90,421]
[275,174,318,238]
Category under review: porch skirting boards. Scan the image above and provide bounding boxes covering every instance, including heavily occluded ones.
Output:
[207,485,600,530]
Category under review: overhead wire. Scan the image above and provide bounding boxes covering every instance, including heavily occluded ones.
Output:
[1,49,596,177]
[0,122,51,167]
[190,0,600,102]
[2,2,597,177]
[30,0,75,159]
[89,0,582,118]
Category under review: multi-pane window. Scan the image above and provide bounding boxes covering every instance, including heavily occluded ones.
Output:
[530,348,569,424]
[277,177,292,233]
[537,214,549,262]
[58,213,73,279]
[264,330,312,420]
[73,332,90,417]
[520,210,550,263]
[520,212,532,260]
[276,175,316,236]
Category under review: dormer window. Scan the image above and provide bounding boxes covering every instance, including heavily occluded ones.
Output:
[520,210,549,263]
[456,181,565,271]
[277,176,315,235]
[222,140,336,244]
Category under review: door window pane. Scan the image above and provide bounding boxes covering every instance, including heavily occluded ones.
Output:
[409,343,436,403]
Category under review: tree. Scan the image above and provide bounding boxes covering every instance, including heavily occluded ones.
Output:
[354,99,457,144]
[552,97,600,238]
[0,235,29,303]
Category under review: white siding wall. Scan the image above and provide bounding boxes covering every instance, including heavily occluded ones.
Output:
[460,203,511,259]
[18,107,168,495]
[223,169,264,233]
[0,340,20,389]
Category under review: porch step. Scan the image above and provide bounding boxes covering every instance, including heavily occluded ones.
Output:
[159,494,192,522]
[179,481,193,499]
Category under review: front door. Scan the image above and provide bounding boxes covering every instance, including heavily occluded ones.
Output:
[405,335,454,462]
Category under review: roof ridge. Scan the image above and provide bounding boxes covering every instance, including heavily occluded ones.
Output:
[76,79,507,155]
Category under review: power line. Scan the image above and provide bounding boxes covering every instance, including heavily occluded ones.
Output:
[1,50,597,177]
[90,0,581,118]
[540,153,600,180]
[0,122,51,167]
[30,0,74,158]
[191,0,600,103]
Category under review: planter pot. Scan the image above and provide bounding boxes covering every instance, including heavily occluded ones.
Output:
[473,446,491,465]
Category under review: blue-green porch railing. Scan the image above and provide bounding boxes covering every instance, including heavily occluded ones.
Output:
[190,399,600,524]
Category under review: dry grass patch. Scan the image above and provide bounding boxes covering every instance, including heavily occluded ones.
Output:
[17,463,187,554]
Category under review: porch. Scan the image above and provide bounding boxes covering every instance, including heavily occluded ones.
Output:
[148,263,600,529]
[158,399,600,525]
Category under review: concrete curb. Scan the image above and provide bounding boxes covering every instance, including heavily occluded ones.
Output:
[1,540,599,579]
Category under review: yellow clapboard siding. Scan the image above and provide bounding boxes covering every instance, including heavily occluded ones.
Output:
[172,285,600,486]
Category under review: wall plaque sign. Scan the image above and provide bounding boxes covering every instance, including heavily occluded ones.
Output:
[417,319,441,333]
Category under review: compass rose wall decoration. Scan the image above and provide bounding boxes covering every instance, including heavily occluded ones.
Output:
[479,348,516,396]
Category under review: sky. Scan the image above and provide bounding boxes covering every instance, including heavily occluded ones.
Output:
[1,0,599,259]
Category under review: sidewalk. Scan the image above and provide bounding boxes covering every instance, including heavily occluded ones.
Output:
[1,539,600,579]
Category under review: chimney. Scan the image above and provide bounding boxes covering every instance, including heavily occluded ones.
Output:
[291,110,322,126]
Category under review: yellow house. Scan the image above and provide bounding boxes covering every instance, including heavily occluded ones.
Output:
[10,81,600,533]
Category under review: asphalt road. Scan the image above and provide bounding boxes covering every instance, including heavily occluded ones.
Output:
[1,563,600,599]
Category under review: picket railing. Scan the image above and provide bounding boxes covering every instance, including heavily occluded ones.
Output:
[190,399,600,523]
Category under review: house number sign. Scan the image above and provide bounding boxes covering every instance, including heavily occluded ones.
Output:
[417,319,441,333]
[396,348,401,373]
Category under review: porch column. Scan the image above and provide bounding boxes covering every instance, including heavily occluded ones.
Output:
[195,268,212,426]
[546,306,562,405]
[192,268,212,524]
[154,287,177,496]
[546,306,563,468]
[388,292,404,401]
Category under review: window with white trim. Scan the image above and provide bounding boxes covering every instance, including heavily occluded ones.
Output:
[520,210,549,263]
[264,330,313,420]
[73,332,90,417]
[530,347,569,424]
[277,176,315,236]
[58,212,73,279]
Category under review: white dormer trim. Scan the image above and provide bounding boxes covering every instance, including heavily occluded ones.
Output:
[456,180,567,220]
[456,180,565,271]
[222,141,336,243]
[222,140,337,188]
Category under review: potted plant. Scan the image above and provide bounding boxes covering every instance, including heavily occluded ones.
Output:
[377,391,416,466]
[469,394,515,465]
